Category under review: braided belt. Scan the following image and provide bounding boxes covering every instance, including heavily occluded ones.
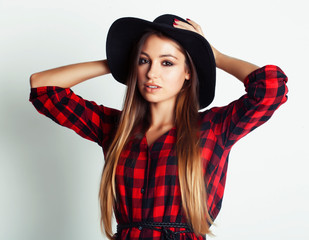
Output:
[116,221,194,240]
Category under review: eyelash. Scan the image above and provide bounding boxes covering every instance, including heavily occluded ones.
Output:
[162,61,173,66]
[138,58,149,65]
[138,58,174,67]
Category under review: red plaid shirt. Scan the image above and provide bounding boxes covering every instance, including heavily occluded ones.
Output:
[29,65,288,240]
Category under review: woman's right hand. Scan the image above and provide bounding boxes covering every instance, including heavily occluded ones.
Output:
[30,59,110,88]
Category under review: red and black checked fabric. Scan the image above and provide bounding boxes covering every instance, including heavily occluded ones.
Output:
[29,65,288,240]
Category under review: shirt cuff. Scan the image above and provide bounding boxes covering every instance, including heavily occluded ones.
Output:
[243,65,286,87]
[29,86,68,101]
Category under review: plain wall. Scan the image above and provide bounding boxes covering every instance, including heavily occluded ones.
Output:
[1,0,308,239]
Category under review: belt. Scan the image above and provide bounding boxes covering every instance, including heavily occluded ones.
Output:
[116,221,194,240]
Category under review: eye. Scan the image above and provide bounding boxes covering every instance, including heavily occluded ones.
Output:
[138,57,149,65]
[162,61,173,66]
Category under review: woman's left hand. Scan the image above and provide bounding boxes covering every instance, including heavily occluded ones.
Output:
[173,18,261,82]
[173,18,220,63]
[174,18,205,37]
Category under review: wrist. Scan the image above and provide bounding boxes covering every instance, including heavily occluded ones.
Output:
[213,49,223,69]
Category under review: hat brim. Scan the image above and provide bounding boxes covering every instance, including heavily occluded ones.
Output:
[106,15,216,109]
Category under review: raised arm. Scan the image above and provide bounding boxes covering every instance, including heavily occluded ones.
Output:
[214,52,259,83]
[30,59,110,88]
[29,59,120,149]
[174,18,288,148]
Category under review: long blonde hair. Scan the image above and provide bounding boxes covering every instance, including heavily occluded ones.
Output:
[99,30,213,239]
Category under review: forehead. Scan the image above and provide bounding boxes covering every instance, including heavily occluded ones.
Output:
[141,34,185,57]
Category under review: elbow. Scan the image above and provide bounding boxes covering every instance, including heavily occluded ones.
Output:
[30,72,40,88]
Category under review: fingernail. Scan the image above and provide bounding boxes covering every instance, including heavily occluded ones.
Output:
[174,18,179,22]
[173,22,178,26]
[186,18,191,21]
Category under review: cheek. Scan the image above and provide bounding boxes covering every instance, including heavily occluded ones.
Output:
[166,69,187,85]
[137,66,147,81]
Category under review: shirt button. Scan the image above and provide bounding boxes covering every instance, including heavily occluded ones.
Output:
[138,226,143,231]
[141,188,145,194]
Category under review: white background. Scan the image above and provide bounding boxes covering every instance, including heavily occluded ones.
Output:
[1,0,308,239]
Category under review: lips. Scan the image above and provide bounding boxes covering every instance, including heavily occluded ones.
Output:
[144,83,162,92]
[145,83,161,89]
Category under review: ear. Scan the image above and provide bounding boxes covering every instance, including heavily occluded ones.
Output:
[185,69,191,81]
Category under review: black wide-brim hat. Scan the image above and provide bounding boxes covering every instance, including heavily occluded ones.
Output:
[106,14,216,109]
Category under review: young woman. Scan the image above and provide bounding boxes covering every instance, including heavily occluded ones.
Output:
[29,14,288,240]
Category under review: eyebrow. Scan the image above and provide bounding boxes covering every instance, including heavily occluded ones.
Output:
[140,52,178,60]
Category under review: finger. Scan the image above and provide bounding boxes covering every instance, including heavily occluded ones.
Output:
[186,18,199,28]
[174,19,196,32]
[173,23,198,35]
[173,24,193,32]
[186,18,204,36]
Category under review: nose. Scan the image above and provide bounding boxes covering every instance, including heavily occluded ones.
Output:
[147,61,160,80]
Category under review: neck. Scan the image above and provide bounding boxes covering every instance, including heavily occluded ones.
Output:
[149,101,175,128]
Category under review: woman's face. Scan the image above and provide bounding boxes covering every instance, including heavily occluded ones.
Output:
[137,34,190,107]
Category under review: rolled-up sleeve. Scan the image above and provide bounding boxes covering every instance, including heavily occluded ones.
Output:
[199,65,288,220]
[209,65,288,148]
[29,86,121,150]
